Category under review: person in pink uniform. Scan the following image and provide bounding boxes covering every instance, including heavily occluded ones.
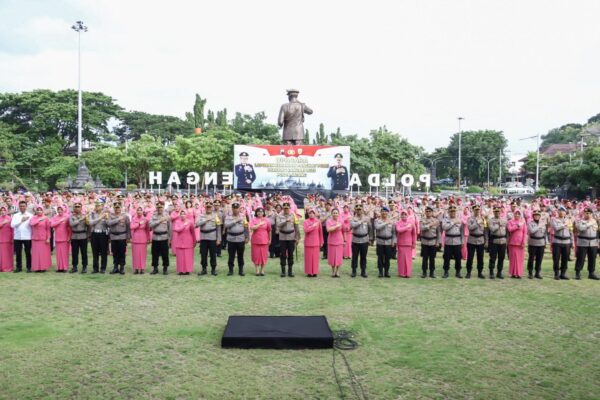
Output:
[341,205,352,259]
[396,210,417,277]
[249,207,271,276]
[303,209,324,277]
[326,209,345,277]
[172,210,196,275]
[29,206,52,272]
[50,206,71,272]
[507,209,527,278]
[131,207,151,274]
[0,206,14,272]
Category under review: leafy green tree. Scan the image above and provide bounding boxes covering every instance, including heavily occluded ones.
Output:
[82,145,126,187]
[115,111,191,145]
[540,124,582,147]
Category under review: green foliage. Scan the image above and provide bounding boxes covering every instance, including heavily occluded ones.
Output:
[82,145,125,187]
[115,110,191,145]
[541,124,582,147]
[466,185,483,193]
[126,184,138,191]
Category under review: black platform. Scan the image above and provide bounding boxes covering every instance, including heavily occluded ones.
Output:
[221,316,334,349]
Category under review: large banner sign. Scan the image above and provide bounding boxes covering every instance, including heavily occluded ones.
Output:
[233,145,351,190]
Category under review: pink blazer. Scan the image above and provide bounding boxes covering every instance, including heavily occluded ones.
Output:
[507,218,527,246]
[303,217,324,247]
[396,219,417,247]
[30,215,51,241]
[250,217,271,245]
[326,218,345,245]
[131,215,151,244]
[172,219,195,249]
[50,214,71,242]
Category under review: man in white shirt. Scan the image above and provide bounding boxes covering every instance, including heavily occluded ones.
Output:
[10,200,33,272]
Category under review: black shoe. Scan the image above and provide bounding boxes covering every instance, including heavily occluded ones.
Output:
[535,273,543,279]
[465,271,471,279]
[227,269,234,276]
[26,269,32,273]
[110,267,119,274]
[92,269,99,274]
[361,272,368,278]
[81,266,87,274]
[351,270,357,278]
[134,270,139,275]
[199,269,207,276]
[378,271,383,278]
[421,272,427,278]
[489,270,495,279]
[150,268,159,275]
[288,268,295,278]
[70,268,78,273]
[496,272,504,279]
[100,268,106,274]
[211,268,218,276]
[589,273,600,280]
[443,271,449,279]
[280,272,286,278]
[560,274,569,280]
[140,270,144,275]
[429,271,436,279]
[119,266,125,275]
[456,272,463,279]
[554,273,560,280]
[13,268,22,273]
[477,271,485,279]
[163,267,168,275]
[239,270,245,276]
[575,271,581,280]
[528,272,533,279]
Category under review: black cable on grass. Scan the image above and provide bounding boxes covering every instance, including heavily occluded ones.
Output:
[332,330,368,400]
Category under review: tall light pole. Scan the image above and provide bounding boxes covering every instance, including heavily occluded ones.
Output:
[457,117,464,190]
[520,133,540,190]
[71,21,88,159]
[484,157,497,188]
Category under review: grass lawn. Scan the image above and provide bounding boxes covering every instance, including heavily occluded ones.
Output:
[1,243,600,400]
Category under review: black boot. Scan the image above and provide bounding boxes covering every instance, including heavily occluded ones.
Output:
[134,270,139,275]
[92,268,99,274]
[554,270,560,280]
[81,266,87,274]
[589,272,600,280]
[360,268,368,278]
[421,268,427,278]
[280,266,286,278]
[429,270,436,279]
[100,268,106,274]
[119,266,125,275]
[528,270,533,279]
[535,271,543,279]
[456,271,463,279]
[384,267,390,278]
[477,270,485,279]
[13,268,22,273]
[465,270,471,279]
[287,266,295,277]
[211,267,218,276]
[560,270,569,280]
[110,266,119,274]
[150,267,159,275]
[575,270,581,280]
[199,268,207,276]
[378,267,383,278]
[239,266,245,276]
[489,268,495,279]
[227,267,234,276]
[496,269,504,279]
[351,268,357,278]
[163,266,168,275]
[443,270,449,279]
[70,267,78,273]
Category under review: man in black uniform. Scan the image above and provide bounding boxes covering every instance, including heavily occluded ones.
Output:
[235,152,256,189]
[327,153,349,190]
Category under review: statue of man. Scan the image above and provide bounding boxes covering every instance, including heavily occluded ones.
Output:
[278,89,313,145]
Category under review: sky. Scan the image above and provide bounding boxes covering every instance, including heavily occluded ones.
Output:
[1,0,599,156]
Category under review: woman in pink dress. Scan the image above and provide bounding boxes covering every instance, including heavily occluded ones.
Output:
[341,205,352,259]
[131,207,151,274]
[50,206,71,272]
[326,209,345,277]
[29,206,52,272]
[396,210,417,277]
[507,209,527,278]
[0,206,14,272]
[303,209,324,277]
[249,207,271,276]
[172,210,196,275]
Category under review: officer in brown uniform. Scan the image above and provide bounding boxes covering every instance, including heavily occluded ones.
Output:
[88,200,110,274]
[420,206,441,278]
[349,204,373,278]
[574,207,599,280]
[466,205,486,279]
[442,205,464,278]
[69,202,88,273]
[108,203,130,275]
[276,202,300,277]
[551,206,572,280]
[224,202,249,276]
[149,203,171,275]
[196,202,222,276]
[488,206,508,279]
[374,207,395,278]
[526,210,546,279]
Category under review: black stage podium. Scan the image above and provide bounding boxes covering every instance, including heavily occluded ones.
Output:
[221,316,334,349]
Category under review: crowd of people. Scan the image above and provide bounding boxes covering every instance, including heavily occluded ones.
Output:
[0,190,598,280]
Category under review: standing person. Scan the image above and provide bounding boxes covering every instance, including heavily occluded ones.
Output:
[551,206,573,280]
[149,203,171,275]
[68,202,88,273]
[574,207,599,280]
[172,209,196,275]
[441,205,464,279]
[88,200,110,274]
[350,204,372,278]
[0,206,14,272]
[488,206,508,279]
[341,205,352,259]
[419,206,441,278]
[249,207,270,276]
[225,202,249,276]
[213,200,225,258]
[196,202,222,276]
[374,207,396,278]
[41,197,56,252]
[326,209,345,278]
[131,207,151,274]
[108,203,130,275]
[276,202,300,277]
[527,210,546,279]
[396,210,417,278]
[266,203,280,258]
[466,205,486,279]
[319,201,332,259]
[50,206,70,272]
[11,201,33,273]
[507,209,527,279]
[29,206,52,272]
[303,209,323,277]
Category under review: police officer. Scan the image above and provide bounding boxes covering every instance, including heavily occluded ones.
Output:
[108,203,130,275]
[224,202,249,276]
[420,206,441,278]
[551,206,572,280]
[149,203,171,275]
[526,210,546,279]
[213,200,225,257]
[319,201,333,259]
[442,205,464,278]
[69,202,88,274]
[88,200,110,274]
[488,206,508,279]
[276,202,300,277]
[574,207,599,280]
[196,202,222,276]
[234,151,256,189]
[327,153,349,190]
[374,206,395,278]
[466,204,486,279]
[349,203,373,278]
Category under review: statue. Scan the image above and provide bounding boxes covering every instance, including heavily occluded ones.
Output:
[278,89,313,145]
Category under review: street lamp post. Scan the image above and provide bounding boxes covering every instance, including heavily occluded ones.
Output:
[485,157,497,188]
[71,21,88,159]
[457,117,464,190]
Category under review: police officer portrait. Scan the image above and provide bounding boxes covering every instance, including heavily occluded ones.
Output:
[234,151,256,189]
[327,153,349,190]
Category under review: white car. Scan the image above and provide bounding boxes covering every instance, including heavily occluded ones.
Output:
[501,185,535,195]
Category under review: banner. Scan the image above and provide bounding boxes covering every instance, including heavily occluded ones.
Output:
[233,145,351,190]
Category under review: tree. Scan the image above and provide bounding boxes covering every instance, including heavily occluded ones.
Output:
[313,123,328,144]
[82,145,126,187]
[125,134,172,188]
[540,124,582,147]
[115,111,191,145]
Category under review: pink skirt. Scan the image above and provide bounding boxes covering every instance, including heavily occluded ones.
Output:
[175,247,194,273]
[397,245,413,277]
[327,243,343,267]
[31,240,52,271]
[251,243,268,265]
[0,242,13,272]
[304,246,320,275]
[343,233,352,257]
[508,245,525,277]
[55,241,70,271]
[132,243,148,269]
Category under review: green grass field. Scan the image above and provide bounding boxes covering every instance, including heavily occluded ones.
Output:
[1,243,600,400]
